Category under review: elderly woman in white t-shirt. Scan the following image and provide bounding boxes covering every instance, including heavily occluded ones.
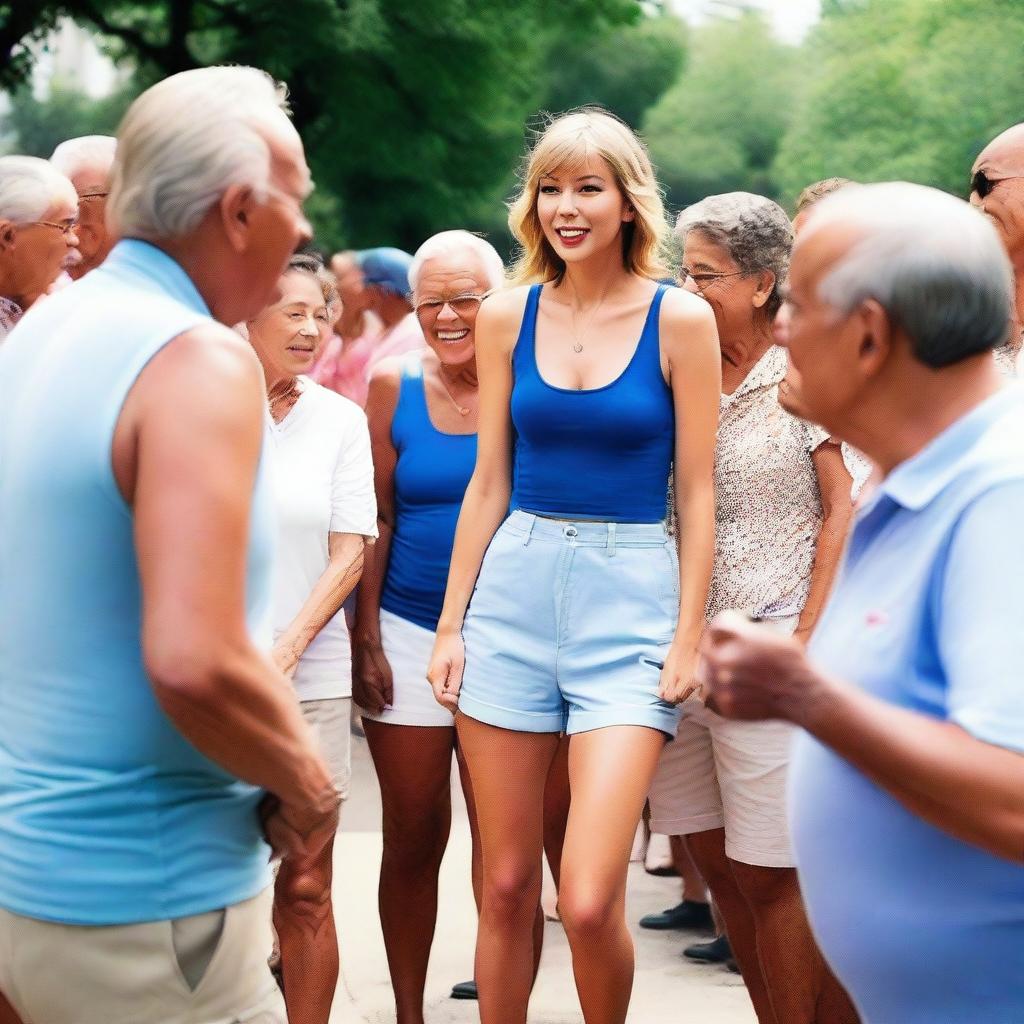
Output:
[246,252,377,1024]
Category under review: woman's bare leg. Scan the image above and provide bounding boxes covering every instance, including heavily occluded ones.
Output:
[364,720,456,1024]
[456,713,560,1024]
[558,726,666,1024]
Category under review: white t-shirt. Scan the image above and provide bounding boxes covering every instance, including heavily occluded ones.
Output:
[268,378,377,701]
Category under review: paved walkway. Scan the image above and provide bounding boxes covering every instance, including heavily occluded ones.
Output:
[329,729,755,1024]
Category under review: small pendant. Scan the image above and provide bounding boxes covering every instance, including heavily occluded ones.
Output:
[459,407,469,416]
[573,342,583,353]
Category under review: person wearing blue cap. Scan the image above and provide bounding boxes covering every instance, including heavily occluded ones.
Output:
[358,246,425,374]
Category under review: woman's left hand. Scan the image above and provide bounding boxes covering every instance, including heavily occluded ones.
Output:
[658,641,701,705]
[271,644,298,682]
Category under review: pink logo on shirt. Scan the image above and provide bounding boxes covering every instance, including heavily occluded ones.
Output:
[865,610,889,627]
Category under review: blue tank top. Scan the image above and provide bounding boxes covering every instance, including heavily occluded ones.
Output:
[381,356,477,631]
[0,240,275,926]
[510,283,673,523]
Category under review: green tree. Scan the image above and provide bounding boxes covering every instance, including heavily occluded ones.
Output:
[541,12,688,129]
[773,0,1024,206]
[642,11,797,212]
[1,0,641,252]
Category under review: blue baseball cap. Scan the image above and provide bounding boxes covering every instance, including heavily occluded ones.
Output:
[357,247,414,297]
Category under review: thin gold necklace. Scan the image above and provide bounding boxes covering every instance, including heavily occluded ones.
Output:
[567,285,612,354]
[436,369,473,416]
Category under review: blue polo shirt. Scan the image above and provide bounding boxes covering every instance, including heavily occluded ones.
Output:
[0,240,275,925]
[790,385,1024,1024]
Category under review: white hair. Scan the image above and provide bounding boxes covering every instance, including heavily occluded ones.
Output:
[0,155,77,225]
[809,182,1013,368]
[408,230,505,294]
[50,135,117,182]
[108,66,293,240]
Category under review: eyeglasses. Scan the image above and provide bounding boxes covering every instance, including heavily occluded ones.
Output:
[680,269,746,292]
[970,169,1024,199]
[414,291,492,320]
[28,219,78,236]
[78,191,109,202]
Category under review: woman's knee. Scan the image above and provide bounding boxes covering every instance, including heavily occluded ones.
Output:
[558,881,622,940]
[484,862,542,924]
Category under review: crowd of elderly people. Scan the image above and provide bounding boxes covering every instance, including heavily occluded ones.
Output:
[0,63,1023,1024]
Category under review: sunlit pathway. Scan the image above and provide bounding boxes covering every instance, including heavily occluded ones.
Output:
[328,728,756,1024]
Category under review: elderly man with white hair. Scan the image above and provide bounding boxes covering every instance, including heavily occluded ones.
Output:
[50,134,117,279]
[702,182,1024,1024]
[0,67,336,1024]
[0,155,78,341]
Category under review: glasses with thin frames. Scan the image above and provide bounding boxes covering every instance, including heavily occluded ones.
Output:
[415,291,492,320]
[971,169,1024,199]
[680,269,746,292]
[78,191,110,202]
[28,219,78,236]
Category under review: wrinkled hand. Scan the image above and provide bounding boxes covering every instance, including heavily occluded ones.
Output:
[658,642,701,705]
[260,791,339,864]
[352,640,394,714]
[699,611,825,724]
[271,644,298,682]
[427,629,464,713]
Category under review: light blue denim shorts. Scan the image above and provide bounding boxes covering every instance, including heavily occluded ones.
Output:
[460,510,681,737]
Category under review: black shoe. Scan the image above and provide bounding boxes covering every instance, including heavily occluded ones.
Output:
[450,980,478,1000]
[639,900,713,931]
[683,934,732,963]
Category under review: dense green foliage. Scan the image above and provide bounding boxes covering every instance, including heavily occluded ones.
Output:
[4,0,1024,251]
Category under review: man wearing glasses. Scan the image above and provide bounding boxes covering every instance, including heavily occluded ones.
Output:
[971,124,1024,376]
[0,155,79,344]
[51,135,117,280]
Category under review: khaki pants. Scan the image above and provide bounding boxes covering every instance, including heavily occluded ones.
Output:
[0,887,286,1024]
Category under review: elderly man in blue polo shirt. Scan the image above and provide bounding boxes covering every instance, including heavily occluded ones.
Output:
[701,182,1024,1024]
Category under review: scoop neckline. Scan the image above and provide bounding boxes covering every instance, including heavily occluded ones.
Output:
[531,283,662,395]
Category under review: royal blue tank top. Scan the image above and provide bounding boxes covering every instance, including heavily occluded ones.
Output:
[510,283,673,523]
[381,356,477,631]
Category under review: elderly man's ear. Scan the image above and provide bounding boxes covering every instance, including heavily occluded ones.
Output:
[0,221,17,256]
[217,184,257,252]
[856,297,892,376]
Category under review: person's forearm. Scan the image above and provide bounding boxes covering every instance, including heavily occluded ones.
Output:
[673,482,715,646]
[795,508,852,635]
[353,517,393,646]
[436,473,510,634]
[275,535,365,668]
[153,643,335,813]
[803,676,1024,862]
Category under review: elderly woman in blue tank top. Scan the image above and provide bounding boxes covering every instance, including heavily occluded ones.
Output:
[353,230,553,1019]
[427,110,721,1021]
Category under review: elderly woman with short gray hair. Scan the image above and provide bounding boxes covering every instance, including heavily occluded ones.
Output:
[646,193,857,1023]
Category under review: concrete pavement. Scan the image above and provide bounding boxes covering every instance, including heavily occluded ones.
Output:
[329,729,755,1024]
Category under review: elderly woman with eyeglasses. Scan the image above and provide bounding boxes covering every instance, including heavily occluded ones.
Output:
[646,193,858,1023]
[352,231,504,1019]
[0,156,79,343]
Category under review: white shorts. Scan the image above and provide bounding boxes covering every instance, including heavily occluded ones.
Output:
[0,887,284,1024]
[358,609,454,728]
[647,615,798,868]
[301,697,353,800]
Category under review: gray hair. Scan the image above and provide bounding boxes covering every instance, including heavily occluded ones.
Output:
[675,192,793,315]
[409,230,505,295]
[810,182,1013,368]
[0,155,77,224]
[50,135,117,183]
[108,66,293,240]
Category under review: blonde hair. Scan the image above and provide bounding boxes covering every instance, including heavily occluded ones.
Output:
[507,108,669,285]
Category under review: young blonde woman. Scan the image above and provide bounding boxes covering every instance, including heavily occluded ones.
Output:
[427,109,720,1023]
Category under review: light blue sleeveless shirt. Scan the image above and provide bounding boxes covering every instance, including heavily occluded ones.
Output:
[0,239,276,925]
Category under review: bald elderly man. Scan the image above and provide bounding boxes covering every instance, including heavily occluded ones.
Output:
[701,182,1024,1024]
[971,124,1024,374]
[51,135,117,278]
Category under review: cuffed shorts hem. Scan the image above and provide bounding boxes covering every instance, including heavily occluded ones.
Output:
[649,810,725,837]
[362,710,455,728]
[724,843,797,869]
[458,692,566,734]
[567,706,679,739]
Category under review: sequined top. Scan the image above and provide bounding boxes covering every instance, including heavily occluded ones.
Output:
[709,345,831,620]
[994,342,1020,379]
[0,296,22,344]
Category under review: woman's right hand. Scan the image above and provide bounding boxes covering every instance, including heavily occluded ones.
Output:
[352,639,394,715]
[427,629,465,712]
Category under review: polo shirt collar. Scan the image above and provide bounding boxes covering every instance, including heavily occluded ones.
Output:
[880,384,1024,511]
[104,238,211,317]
